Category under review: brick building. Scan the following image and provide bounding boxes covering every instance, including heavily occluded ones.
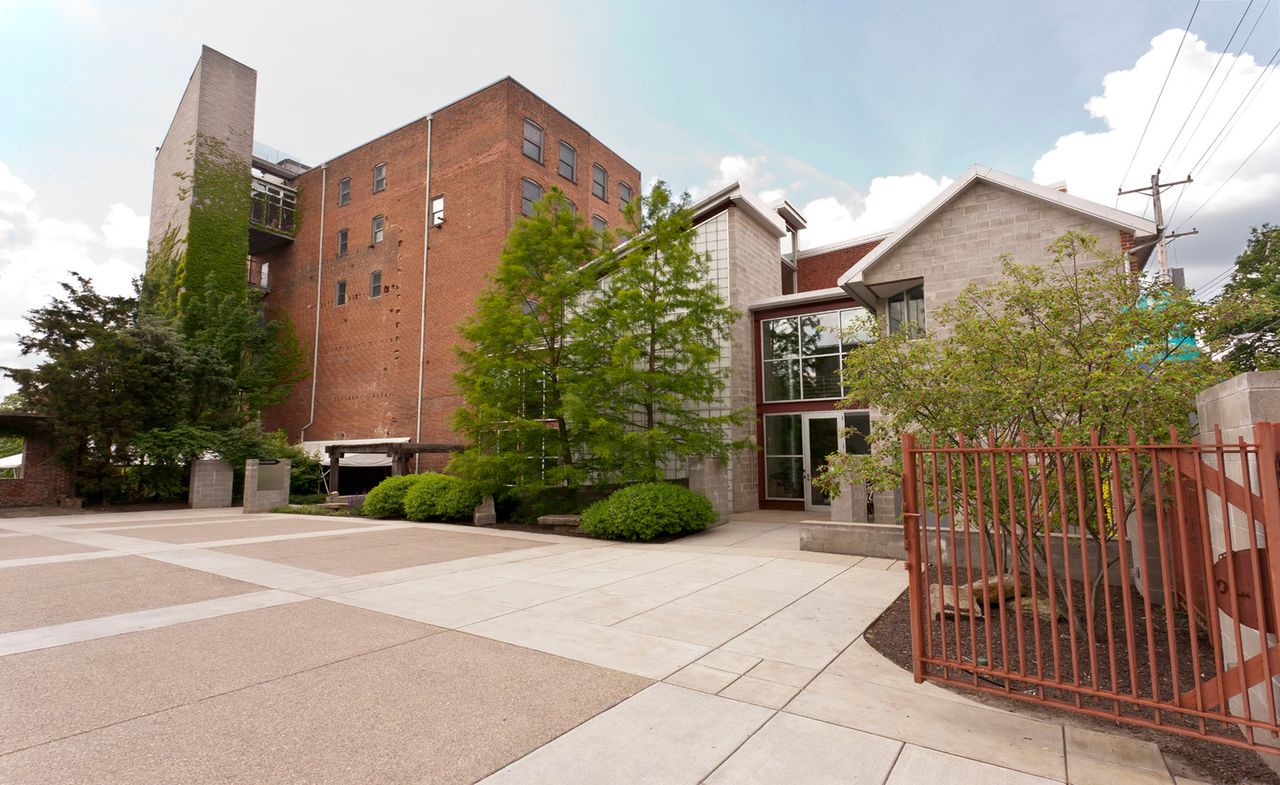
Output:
[149,48,638,491]
[0,415,74,507]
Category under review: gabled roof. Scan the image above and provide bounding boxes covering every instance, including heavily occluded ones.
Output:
[836,165,1159,292]
[690,181,791,238]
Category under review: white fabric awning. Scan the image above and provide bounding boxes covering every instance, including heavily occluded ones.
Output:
[300,437,410,468]
[0,453,22,469]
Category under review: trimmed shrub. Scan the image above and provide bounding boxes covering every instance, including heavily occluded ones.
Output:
[289,492,328,506]
[360,475,419,519]
[403,473,482,522]
[579,482,717,542]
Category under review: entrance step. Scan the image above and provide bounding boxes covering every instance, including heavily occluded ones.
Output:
[800,521,904,559]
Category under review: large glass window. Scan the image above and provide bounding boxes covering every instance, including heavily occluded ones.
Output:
[761,307,870,402]
[523,120,543,162]
[763,414,804,500]
[521,179,542,217]
[888,284,925,337]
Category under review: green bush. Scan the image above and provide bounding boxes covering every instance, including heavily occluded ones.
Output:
[361,475,419,519]
[403,473,482,522]
[289,492,328,505]
[579,482,717,541]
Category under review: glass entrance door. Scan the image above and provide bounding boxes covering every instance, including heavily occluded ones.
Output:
[803,414,840,510]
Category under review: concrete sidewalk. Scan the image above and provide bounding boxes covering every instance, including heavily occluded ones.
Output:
[0,508,1209,784]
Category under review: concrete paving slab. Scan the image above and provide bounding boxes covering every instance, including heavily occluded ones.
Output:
[807,564,909,608]
[822,638,993,708]
[536,589,673,625]
[718,675,800,709]
[787,672,1067,781]
[0,535,101,560]
[332,584,515,628]
[106,519,376,544]
[616,602,761,647]
[463,609,709,679]
[1064,726,1169,776]
[216,528,537,576]
[665,663,741,693]
[460,579,585,608]
[0,589,303,656]
[479,683,772,785]
[1067,753,1174,785]
[705,712,902,785]
[0,557,261,633]
[673,583,800,618]
[884,744,1062,785]
[697,649,762,675]
[0,600,438,753]
[0,632,648,785]
[746,658,819,688]
[719,596,884,669]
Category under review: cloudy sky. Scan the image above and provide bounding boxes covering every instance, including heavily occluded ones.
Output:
[1,0,1278,398]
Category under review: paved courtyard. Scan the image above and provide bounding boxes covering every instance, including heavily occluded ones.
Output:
[0,508,1209,784]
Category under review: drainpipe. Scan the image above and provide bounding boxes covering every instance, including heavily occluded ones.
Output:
[414,115,434,472]
[300,164,328,445]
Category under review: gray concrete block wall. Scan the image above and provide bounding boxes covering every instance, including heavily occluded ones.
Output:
[188,459,233,509]
[726,207,785,512]
[862,180,1127,339]
[243,459,291,514]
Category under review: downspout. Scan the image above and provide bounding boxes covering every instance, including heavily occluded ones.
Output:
[414,115,434,472]
[300,163,328,444]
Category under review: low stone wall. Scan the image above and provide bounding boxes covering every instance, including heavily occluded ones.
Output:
[244,459,291,514]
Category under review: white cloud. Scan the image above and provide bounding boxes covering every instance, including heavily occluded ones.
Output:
[689,154,771,202]
[1033,29,1280,291]
[0,161,144,399]
[797,173,954,249]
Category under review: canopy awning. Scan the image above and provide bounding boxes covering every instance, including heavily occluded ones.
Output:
[300,437,410,467]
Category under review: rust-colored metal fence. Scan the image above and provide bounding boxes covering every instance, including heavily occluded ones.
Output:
[901,423,1280,752]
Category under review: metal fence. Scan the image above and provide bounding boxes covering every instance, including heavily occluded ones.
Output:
[901,423,1280,752]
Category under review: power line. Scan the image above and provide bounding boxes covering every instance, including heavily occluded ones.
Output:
[1167,0,1272,172]
[1159,0,1256,169]
[1115,1,1202,206]
[1175,115,1280,231]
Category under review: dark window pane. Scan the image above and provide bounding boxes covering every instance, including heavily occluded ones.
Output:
[619,181,632,206]
[889,284,925,337]
[764,457,804,500]
[558,142,575,180]
[523,120,543,162]
[801,356,842,399]
[843,412,871,456]
[370,270,382,298]
[762,317,798,360]
[337,229,348,256]
[592,215,606,231]
[764,414,802,456]
[521,180,541,217]
[763,359,800,402]
[592,164,607,200]
[335,280,346,306]
[373,163,386,192]
[338,178,351,206]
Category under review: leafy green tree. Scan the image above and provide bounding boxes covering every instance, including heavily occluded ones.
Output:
[568,182,742,482]
[1204,223,1280,373]
[5,276,196,500]
[815,231,1226,627]
[451,188,602,489]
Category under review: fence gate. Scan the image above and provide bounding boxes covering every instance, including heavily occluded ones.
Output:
[901,423,1280,752]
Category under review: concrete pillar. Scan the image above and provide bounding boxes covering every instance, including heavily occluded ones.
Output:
[244,458,291,514]
[188,459,233,509]
[1196,371,1280,741]
[688,457,730,523]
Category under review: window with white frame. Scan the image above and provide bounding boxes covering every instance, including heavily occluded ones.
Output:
[370,270,382,298]
[337,177,351,206]
[371,214,385,244]
[761,307,872,402]
[372,163,387,193]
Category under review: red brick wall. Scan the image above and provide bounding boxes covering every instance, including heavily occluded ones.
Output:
[796,238,885,292]
[260,79,641,449]
[0,432,73,506]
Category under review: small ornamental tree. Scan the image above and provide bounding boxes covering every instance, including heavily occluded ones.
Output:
[568,182,743,483]
[452,188,602,490]
[1204,223,1280,373]
[815,231,1226,618]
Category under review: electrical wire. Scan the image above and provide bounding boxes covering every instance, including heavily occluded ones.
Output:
[1174,115,1280,231]
[1159,0,1256,170]
[1167,0,1271,173]
[1115,1,1202,205]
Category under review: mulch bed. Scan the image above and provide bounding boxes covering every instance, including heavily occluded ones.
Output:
[866,589,1280,784]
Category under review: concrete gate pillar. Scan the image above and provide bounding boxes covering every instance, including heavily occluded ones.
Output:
[244,459,291,514]
[188,459,233,509]
[1196,371,1280,743]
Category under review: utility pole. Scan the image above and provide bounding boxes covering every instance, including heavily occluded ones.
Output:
[1118,169,1199,281]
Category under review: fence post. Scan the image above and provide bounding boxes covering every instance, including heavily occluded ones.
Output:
[902,433,926,683]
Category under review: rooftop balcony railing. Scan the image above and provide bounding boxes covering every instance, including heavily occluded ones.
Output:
[250,176,297,235]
